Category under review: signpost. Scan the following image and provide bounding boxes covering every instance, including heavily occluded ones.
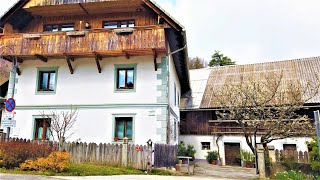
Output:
[314,110,320,159]
[5,98,15,112]
[4,98,16,140]
[1,120,16,127]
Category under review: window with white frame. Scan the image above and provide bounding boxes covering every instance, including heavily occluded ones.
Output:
[201,142,211,150]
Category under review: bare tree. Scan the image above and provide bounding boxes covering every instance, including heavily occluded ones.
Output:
[40,106,79,151]
[212,71,319,159]
[188,57,207,70]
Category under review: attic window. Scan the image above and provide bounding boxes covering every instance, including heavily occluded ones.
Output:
[103,20,135,29]
[44,23,75,32]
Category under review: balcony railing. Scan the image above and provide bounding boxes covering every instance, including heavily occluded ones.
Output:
[0,26,166,57]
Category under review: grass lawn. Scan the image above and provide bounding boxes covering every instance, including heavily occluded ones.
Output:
[0,163,173,176]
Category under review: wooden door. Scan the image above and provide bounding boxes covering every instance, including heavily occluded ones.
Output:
[224,143,241,166]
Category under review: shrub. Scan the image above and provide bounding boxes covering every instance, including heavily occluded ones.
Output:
[275,170,314,180]
[0,142,54,169]
[206,151,219,163]
[20,151,70,172]
[239,148,255,164]
[306,137,320,172]
[177,142,196,159]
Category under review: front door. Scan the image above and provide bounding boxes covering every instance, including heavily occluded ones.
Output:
[224,143,241,166]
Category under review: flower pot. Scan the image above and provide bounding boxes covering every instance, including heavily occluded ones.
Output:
[212,160,217,165]
[175,164,180,171]
[245,163,253,168]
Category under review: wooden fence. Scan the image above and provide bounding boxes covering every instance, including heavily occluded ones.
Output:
[154,143,177,168]
[275,149,309,163]
[3,138,176,170]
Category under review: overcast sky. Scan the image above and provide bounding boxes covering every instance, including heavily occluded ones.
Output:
[1,0,320,64]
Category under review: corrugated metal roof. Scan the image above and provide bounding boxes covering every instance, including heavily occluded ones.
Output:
[200,57,320,109]
[189,68,211,109]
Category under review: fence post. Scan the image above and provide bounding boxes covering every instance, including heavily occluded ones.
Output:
[122,137,128,167]
[257,144,266,179]
[0,133,6,142]
[268,145,276,162]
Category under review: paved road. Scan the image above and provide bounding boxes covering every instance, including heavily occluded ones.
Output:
[194,161,258,180]
[0,174,229,180]
[0,173,60,180]
[0,162,258,180]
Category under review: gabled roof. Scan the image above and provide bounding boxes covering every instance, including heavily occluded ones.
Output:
[200,57,320,109]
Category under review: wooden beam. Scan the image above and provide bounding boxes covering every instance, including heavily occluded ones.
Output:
[95,54,102,73]
[35,54,47,62]
[2,56,24,64]
[17,58,24,63]
[78,3,89,15]
[142,0,180,31]
[123,51,130,59]
[66,57,74,74]
[16,67,21,76]
[153,50,158,71]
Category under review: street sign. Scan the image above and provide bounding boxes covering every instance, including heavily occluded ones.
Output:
[3,112,14,119]
[5,98,16,112]
[1,120,16,127]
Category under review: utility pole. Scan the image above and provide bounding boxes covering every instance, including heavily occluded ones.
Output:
[314,110,320,159]
[5,56,17,141]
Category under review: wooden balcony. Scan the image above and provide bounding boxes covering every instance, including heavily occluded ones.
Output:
[0,26,166,58]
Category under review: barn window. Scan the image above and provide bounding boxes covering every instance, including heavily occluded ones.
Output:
[201,142,211,150]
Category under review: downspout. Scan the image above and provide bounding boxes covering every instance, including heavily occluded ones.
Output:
[167,29,188,144]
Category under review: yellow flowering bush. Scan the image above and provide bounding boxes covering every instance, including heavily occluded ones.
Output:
[20,151,70,172]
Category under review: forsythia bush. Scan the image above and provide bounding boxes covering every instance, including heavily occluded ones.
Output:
[0,142,54,168]
[20,151,70,172]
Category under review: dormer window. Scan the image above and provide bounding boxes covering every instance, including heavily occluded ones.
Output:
[44,23,75,32]
[103,20,135,29]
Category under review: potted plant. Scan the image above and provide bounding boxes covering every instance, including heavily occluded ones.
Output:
[177,142,196,164]
[239,148,255,168]
[206,151,219,165]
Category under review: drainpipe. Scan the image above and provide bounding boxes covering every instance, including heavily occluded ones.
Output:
[166,33,187,144]
[168,44,187,56]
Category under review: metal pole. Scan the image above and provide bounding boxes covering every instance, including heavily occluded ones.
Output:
[314,110,320,159]
[5,56,17,141]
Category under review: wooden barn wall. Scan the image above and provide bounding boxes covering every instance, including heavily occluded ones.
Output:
[180,111,213,135]
[22,12,159,33]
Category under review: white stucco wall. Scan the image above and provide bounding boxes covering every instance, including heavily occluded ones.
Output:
[167,53,181,144]
[168,55,181,117]
[1,55,182,144]
[11,107,164,145]
[14,56,160,105]
[180,135,311,165]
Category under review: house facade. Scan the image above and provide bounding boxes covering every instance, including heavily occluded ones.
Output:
[180,57,320,166]
[0,0,189,145]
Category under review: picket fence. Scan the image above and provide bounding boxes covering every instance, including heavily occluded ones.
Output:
[0,135,177,170]
[275,149,309,163]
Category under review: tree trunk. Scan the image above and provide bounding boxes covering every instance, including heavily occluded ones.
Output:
[262,143,271,177]
[58,136,65,151]
[216,134,222,165]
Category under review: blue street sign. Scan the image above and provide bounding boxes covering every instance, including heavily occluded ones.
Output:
[5,98,16,112]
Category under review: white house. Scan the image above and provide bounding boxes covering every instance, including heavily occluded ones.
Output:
[180,57,320,165]
[0,0,190,145]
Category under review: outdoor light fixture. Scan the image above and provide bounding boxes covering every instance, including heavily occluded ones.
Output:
[85,22,91,29]
[136,8,142,12]
[146,139,153,147]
